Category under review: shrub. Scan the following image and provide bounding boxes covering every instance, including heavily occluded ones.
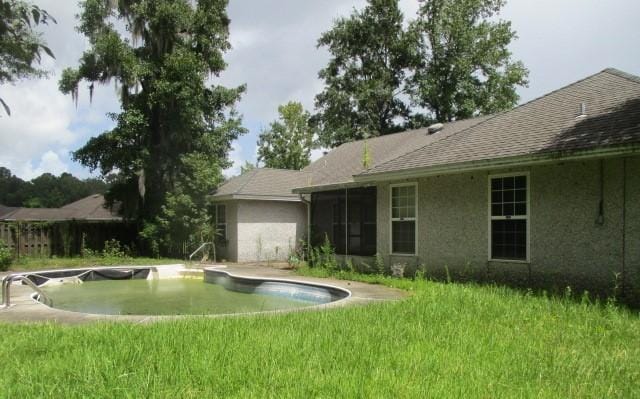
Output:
[0,239,13,271]
[310,234,337,270]
[81,247,99,258]
[103,239,127,258]
[374,252,385,275]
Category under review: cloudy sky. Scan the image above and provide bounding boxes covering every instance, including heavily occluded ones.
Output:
[1,0,639,180]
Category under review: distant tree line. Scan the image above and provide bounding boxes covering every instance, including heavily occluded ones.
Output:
[0,167,108,208]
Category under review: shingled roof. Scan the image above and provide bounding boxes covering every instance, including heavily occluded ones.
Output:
[0,195,121,222]
[61,194,122,221]
[214,68,640,197]
[356,68,640,180]
[297,117,489,192]
[211,168,311,201]
[0,205,17,219]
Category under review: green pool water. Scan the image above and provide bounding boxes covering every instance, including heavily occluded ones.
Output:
[39,278,316,316]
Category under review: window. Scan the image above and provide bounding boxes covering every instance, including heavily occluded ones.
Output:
[391,184,417,255]
[213,204,226,241]
[489,174,528,261]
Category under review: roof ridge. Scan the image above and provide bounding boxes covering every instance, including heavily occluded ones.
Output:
[603,68,640,85]
[335,115,488,148]
[259,167,307,174]
[234,168,260,195]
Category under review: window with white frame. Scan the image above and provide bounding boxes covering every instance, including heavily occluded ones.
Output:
[213,204,227,241]
[391,184,417,254]
[489,174,528,261]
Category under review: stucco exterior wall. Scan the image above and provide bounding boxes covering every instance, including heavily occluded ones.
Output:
[376,156,640,297]
[234,200,307,262]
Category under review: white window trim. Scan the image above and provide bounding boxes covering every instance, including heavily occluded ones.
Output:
[214,204,227,241]
[487,172,531,263]
[389,182,418,256]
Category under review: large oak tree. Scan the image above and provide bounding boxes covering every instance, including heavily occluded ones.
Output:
[59,0,246,255]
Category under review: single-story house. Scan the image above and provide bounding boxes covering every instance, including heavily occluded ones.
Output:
[0,194,133,257]
[210,168,310,262]
[214,68,640,298]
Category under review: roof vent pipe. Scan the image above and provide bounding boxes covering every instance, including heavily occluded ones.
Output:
[578,102,587,118]
[427,122,444,134]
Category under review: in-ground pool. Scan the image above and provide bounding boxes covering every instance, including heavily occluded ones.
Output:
[7,266,350,316]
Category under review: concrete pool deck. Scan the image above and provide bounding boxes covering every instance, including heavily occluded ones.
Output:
[0,264,408,324]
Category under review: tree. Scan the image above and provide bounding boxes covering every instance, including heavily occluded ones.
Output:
[239,161,256,175]
[0,167,108,207]
[257,101,313,170]
[0,0,56,115]
[59,0,246,255]
[409,0,528,121]
[0,166,27,205]
[313,0,414,147]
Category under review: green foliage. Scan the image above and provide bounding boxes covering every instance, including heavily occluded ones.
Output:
[0,0,56,115]
[314,0,414,147]
[374,252,386,274]
[0,167,108,208]
[313,0,528,147]
[239,161,256,175]
[61,0,246,255]
[286,239,306,269]
[408,0,529,121]
[361,140,372,169]
[0,239,12,271]
[102,239,127,258]
[310,234,337,270]
[257,101,314,170]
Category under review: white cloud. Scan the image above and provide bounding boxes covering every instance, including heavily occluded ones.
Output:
[8,150,68,180]
[0,78,75,172]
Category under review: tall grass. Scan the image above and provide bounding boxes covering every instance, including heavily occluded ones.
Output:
[1,277,638,397]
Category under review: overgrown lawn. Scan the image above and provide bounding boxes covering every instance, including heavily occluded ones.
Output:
[1,273,638,397]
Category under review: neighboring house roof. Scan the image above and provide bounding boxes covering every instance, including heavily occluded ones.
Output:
[0,205,17,219]
[211,168,312,201]
[356,68,640,180]
[61,194,122,221]
[0,195,121,222]
[297,117,490,192]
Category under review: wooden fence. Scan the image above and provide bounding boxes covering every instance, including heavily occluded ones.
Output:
[0,221,137,258]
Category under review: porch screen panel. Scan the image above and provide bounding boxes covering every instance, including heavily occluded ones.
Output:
[311,187,376,256]
[347,187,377,256]
[311,190,345,254]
